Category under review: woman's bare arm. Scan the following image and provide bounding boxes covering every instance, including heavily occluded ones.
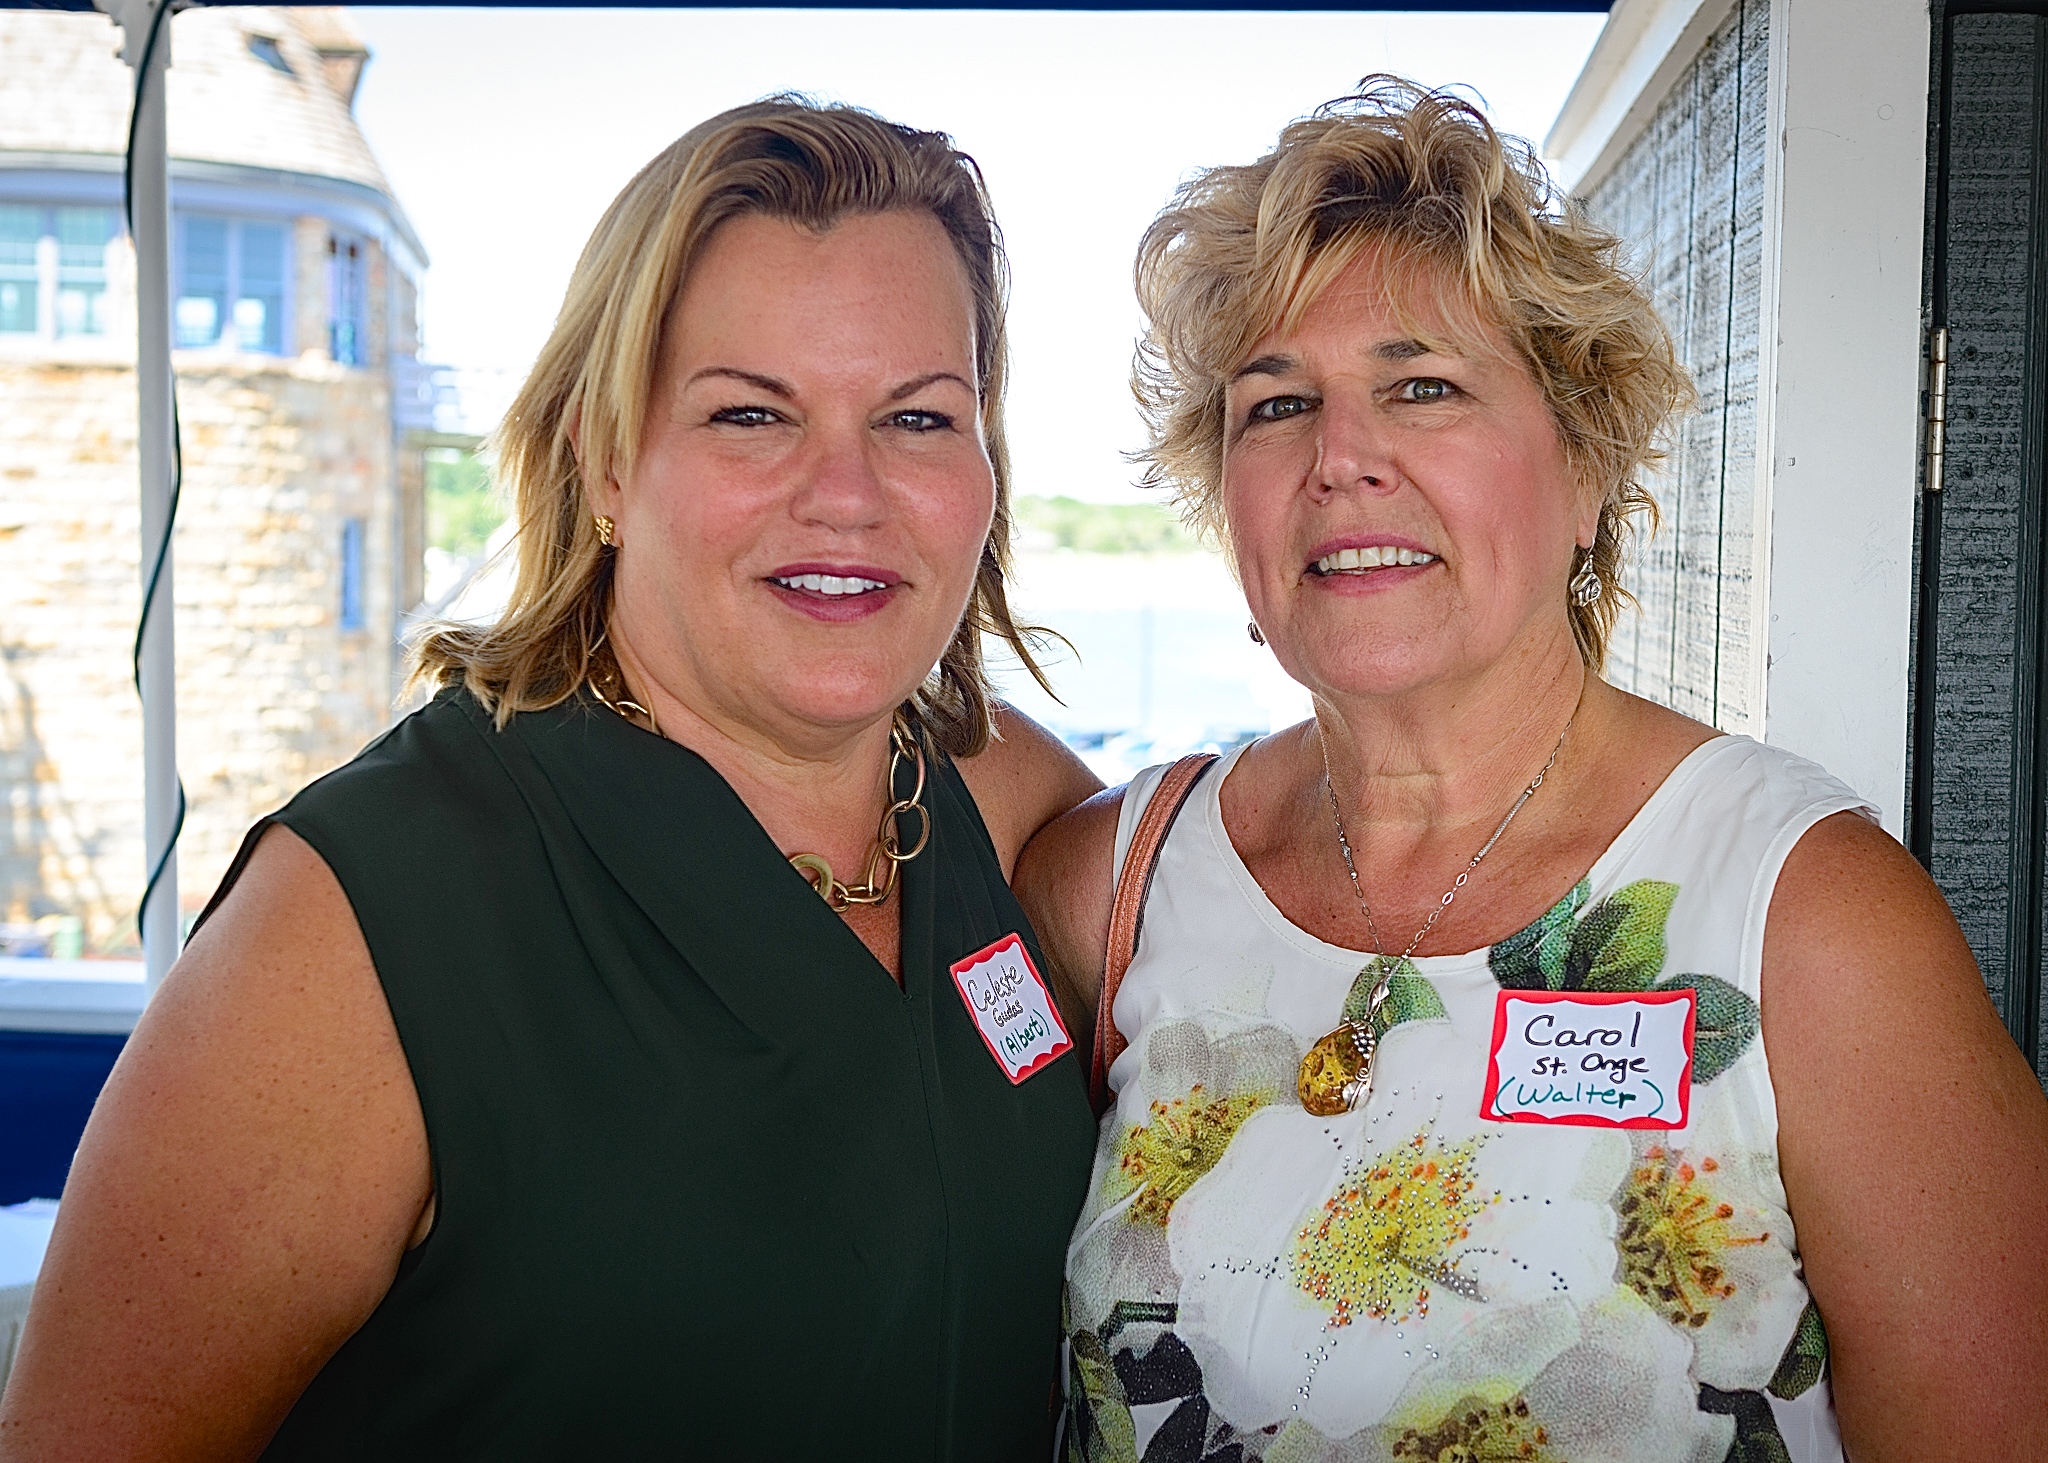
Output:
[955,701,1102,880]
[0,826,432,1463]
[1764,811,2048,1461]
[1012,787,1123,1037]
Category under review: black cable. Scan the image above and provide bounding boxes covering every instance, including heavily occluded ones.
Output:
[123,0,186,945]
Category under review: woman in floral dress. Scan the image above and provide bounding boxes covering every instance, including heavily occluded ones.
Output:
[1019,78,2048,1463]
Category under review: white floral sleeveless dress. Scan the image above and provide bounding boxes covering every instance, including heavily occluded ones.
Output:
[1063,735,1868,1463]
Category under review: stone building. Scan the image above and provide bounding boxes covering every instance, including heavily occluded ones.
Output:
[0,6,429,954]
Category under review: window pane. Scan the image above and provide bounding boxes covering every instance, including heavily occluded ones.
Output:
[54,207,113,265]
[55,208,114,337]
[247,34,294,75]
[0,204,39,335]
[174,295,219,344]
[237,221,286,353]
[328,236,365,366]
[176,214,228,347]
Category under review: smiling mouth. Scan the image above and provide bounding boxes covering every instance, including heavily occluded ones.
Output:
[1310,546,1440,575]
[767,572,893,597]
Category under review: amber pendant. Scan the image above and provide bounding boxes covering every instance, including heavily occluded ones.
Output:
[1298,1020,1376,1116]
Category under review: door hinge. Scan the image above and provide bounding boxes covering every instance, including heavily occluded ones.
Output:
[1926,325,1950,495]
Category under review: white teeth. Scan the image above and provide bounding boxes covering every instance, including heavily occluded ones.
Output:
[774,573,888,596]
[1313,546,1438,575]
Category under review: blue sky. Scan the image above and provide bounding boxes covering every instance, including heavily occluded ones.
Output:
[349,7,1606,501]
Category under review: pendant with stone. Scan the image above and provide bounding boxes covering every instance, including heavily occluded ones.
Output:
[1297,1019,1377,1116]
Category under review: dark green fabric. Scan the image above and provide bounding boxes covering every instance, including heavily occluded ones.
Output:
[237,688,1094,1460]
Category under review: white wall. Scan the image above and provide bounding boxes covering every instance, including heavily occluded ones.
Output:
[1754,0,1928,834]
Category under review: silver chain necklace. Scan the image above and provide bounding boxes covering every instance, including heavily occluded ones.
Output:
[1297,714,1572,1116]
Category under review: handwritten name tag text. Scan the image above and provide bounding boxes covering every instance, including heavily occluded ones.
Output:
[1481,989,1696,1130]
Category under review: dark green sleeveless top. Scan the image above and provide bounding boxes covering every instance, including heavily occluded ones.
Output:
[221,688,1095,1459]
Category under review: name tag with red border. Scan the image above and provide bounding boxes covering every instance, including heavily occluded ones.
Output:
[1481,988,1696,1129]
[951,933,1072,1084]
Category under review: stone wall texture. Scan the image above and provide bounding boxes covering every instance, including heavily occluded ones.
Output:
[0,236,411,951]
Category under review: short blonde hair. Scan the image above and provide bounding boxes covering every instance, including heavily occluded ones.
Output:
[1132,76,1695,666]
[412,98,1044,756]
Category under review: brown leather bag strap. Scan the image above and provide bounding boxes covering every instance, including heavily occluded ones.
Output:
[1090,752,1220,1115]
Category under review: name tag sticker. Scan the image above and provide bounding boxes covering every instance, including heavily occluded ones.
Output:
[1481,988,1696,1129]
[951,933,1072,1084]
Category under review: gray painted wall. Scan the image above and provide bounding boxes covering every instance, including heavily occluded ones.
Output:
[1921,10,2048,1077]
[1584,0,1770,734]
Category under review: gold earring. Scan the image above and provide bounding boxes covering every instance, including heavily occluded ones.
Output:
[594,514,615,548]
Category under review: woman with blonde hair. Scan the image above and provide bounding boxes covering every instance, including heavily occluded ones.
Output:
[1,99,1099,1459]
[1022,78,2048,1463]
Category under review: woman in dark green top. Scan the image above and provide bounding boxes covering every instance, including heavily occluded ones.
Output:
[1,101,1100,1460]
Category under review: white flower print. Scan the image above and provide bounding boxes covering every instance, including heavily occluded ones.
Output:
[1382,1289,1733,1463]
[1614,1090,1811,1391]
[1164,1017,1631,1439]
[1068,1016,1302,1339]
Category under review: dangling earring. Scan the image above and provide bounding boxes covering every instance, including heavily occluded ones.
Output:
[594,514,616,548]
[1569,549,1602,608]
[1248,620,1266,646]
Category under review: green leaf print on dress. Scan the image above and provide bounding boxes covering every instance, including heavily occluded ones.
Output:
[1699,1383,1797,1463]
[1692,1304,1831,1463]
[1487,879,1589,990]
[1340,956,1450,1040]
[1768,1300,1829,1400]
[1655,973,1763,1085]
[1066,1328,1140,1463]
[1490,878,1762,1086]
[1491,878,1678,993]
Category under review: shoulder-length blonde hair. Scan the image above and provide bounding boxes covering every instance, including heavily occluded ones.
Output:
[1133,77,1695,667]
[412,97,1046,756]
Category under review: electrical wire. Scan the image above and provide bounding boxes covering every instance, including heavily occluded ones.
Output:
[123,0,186,946]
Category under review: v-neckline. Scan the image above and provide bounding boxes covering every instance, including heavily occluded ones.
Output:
[487,693,925,1005]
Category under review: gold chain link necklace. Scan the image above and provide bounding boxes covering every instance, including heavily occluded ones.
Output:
[1297,716,1572,1116]
[786,714,932,910]
[588,663,931,911]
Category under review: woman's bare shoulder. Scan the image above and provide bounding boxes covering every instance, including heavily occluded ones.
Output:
[953,701,1103,879]
[1012,783,1126,1032]
[1604,683,1721,762]
[1763,810,2048,1455]
[0,825,431,1461]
